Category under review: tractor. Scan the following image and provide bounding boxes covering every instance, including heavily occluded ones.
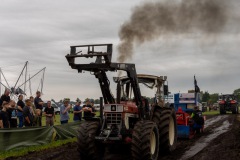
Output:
[219,94,239,114]
[66,44,177,160]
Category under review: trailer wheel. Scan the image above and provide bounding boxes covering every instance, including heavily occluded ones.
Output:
[152,108,177,153]
[131,120,159,160]
[77,121,104,160]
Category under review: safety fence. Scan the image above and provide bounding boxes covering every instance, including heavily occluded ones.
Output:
[0,122,81,151]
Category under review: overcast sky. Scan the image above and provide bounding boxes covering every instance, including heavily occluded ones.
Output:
[0,0,240,101]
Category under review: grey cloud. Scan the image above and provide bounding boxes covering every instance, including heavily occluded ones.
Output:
[0,0,240,101]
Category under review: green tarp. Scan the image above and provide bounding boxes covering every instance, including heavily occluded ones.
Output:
[0,122,81,151]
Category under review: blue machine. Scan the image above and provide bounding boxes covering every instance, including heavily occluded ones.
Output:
[173,93,203,139]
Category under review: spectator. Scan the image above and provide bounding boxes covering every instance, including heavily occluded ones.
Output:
[60,98,71,124]
[0,89,11,106]
[10,100,17,128]
[43,101,55,126]
[30,96,38,126]
[0,102,10,128]
[73,101,82,121]
[34,91,44,126]
[0,89,13,126]
[90,100,96,117]
[23,99,34,127]
[83,99,93,119]
[17,95,24,128]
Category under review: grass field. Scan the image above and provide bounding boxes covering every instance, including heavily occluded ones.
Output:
[41,111,100,126]
[0,138,77,160]
[202,106,240,115]
[202,110,219,115]
[41,113,74,126]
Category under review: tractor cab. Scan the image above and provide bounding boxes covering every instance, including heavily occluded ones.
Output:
[113,74,168,114]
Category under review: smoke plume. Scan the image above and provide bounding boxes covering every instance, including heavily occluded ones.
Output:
[117,0,228,62]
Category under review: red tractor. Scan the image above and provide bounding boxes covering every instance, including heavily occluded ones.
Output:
[219,94,239,114]
[66,44,177,160]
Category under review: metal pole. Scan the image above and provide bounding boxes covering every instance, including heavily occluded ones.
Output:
[40,68,45,94]
[100,97,103,120]
[1,69,10,89]
[18,67,46,88]
[29,74,32,96]
[24,61,28,95]
[14,61,28,90]
[0,81,9,90]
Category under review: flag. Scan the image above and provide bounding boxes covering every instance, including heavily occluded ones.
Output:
[194,75,200,93]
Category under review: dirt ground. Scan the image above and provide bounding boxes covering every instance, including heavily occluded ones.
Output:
[6,114,240,160]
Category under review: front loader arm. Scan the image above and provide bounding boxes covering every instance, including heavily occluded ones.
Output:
[66,44,144,119]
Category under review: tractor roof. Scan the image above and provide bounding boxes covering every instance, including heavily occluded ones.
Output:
[113,74,167,89]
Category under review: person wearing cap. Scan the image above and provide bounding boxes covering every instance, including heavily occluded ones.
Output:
[34,91,44,126]
[60,98,71,124]
[82,99,93,119]
[73,101,82,122]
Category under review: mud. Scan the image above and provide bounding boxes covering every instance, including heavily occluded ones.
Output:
[180,118,231,159]
[6,114,240,160]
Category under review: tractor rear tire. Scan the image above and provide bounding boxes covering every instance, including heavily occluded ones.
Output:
[232,105,238,114]
[152,107,177,153]
[77,121,104,160]
[219,105,226,114]
[131,120,159,160]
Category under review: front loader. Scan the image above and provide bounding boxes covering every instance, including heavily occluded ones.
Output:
[66,44,177,160]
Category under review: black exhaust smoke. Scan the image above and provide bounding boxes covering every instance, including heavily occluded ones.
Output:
[117,0,229,63]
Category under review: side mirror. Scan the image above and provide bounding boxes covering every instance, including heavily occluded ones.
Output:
[164,85,168,96]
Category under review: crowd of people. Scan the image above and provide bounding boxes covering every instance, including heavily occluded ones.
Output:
[0,89,49,128]
[60,98,95,124]
[0,89,96,129]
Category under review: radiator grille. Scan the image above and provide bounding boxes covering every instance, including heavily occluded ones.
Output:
[105,113,122,124]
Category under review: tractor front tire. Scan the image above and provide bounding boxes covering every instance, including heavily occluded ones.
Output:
[132,120,159,160]
[77,121,104,160]
[152,108,177,153]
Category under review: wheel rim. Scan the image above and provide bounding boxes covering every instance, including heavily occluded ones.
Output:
[150,131,156,155]
[169,116,175,146]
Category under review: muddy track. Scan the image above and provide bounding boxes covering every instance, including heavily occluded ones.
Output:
[6,114,240,160]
